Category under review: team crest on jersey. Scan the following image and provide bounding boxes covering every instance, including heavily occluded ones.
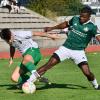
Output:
[74,23,77,26]
[83,27,89,32]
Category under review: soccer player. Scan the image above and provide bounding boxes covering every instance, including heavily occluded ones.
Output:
[0,28,59,88]
[26,6,100,90]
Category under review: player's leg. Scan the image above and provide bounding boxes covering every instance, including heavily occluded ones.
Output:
[78,62,100,89]
[22,48,41,71]
[38,46,71,75]
[22,48,51,84]
[11,48,40,84]
[11,63,29,84]
[27,53,60,83]
[22,54,35,72]
[27,46,70,83]
[37,53,60,75]
[11,66,21,83]
[72,50,100,89]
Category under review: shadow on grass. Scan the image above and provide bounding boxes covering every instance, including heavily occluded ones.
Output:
[0,82,87,91]
[0,83,24,94]
[0,84,21,90]
[36,82,87,90]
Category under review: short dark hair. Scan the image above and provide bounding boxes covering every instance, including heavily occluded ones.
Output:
[0,28,11,41]
[80,6,92,15]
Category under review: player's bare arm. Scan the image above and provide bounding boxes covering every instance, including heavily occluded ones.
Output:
[32,32,60,40]
[9,45,15,66]
[44,21,69,32]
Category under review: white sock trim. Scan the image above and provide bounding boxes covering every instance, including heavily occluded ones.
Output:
[27,70,40,83]
[90,79,99,89]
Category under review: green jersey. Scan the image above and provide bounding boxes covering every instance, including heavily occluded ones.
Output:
[63,16,98,50]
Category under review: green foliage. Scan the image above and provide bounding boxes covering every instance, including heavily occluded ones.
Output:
[26,0,83,18]
[27,0,48,16]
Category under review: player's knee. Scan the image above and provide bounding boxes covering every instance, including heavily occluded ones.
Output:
[78,61,88,67]
[23,55,34,64]
[11,74,19,82]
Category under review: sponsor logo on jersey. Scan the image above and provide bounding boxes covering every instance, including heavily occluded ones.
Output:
[71,28,87,38]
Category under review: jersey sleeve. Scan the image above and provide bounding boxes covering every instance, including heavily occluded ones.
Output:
[14,31,33,39]
[92,25,98,37]
[21,31,32,38]
[68,16,76,26]
[68,18,73,26]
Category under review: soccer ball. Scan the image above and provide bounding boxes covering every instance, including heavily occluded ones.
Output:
[22,82,36,94]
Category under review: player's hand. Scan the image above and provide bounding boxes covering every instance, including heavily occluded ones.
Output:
[9,58,13,67]
[44,27,53,32]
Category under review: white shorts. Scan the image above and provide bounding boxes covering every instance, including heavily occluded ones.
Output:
[54,46,87,64]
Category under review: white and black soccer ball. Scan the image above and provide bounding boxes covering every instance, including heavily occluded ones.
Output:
[22,82,36,94]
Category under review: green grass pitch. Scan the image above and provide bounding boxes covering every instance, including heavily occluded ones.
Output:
[0,52,100,100]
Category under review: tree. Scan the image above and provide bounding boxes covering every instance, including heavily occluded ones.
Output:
[27,0,83,18]
[27,0,48,16]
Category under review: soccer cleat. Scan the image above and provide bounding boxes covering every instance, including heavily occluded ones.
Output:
[96,85,100,90]
[38,76,51,85]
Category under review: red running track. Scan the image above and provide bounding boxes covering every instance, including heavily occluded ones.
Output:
[0,45,100,59]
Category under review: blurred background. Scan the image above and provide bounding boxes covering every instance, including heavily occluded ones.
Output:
[0,0,100,56]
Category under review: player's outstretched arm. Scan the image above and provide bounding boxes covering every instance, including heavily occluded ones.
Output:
[32,32,60,40]
[44,21,68,32]
[46,33,60,40]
